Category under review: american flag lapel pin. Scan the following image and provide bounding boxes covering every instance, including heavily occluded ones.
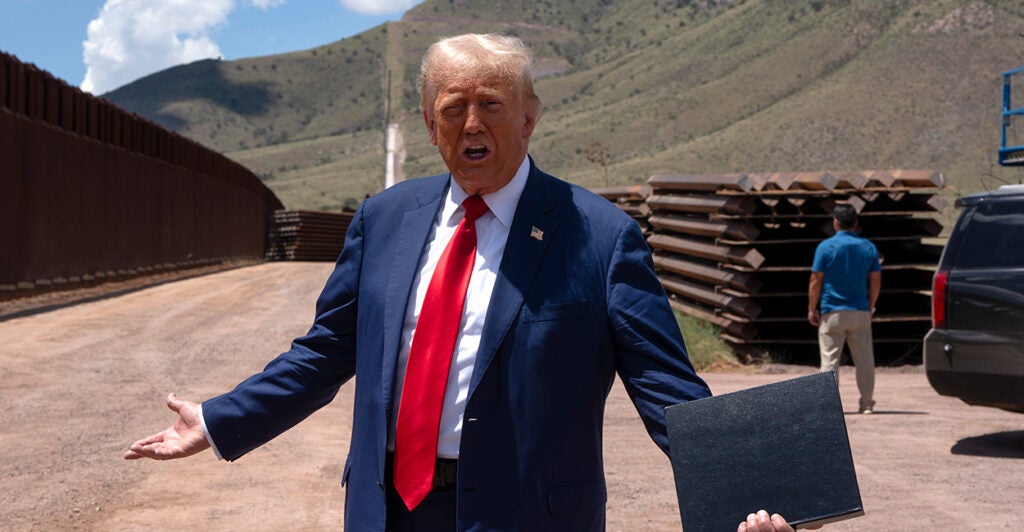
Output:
[530,226,544,241]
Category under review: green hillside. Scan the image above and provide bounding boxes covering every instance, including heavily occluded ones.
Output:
[103,0,1024,211]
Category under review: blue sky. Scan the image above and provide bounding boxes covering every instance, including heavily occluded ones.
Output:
[1,0,424,95]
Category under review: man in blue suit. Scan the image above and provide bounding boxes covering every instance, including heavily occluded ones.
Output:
[126,33,797,532]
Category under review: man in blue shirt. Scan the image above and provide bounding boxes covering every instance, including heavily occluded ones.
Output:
[808,204,882,414]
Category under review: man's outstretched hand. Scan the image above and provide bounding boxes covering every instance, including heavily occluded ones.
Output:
[124,393,211,460]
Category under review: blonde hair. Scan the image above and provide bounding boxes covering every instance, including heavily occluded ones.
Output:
[419,33,539,111]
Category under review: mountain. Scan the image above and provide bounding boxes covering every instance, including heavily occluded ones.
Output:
[103,0,1024,212]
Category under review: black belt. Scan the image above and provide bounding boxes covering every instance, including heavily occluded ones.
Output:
[386,453,459,490]
[433,457,458,489]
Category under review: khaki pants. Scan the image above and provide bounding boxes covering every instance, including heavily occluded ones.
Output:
[818,310,875,411]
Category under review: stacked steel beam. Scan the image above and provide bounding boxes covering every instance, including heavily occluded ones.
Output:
[643,170,946,363]
[266,210,354,262]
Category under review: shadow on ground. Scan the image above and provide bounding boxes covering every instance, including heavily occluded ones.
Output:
[951,430,1024,458]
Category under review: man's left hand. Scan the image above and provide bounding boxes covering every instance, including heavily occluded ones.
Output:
[738,509,823,531]
[738,510,794,532]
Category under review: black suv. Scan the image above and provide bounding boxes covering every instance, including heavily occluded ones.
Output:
[924,184,1024,413]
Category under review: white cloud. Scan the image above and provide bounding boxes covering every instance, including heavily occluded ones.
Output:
[339,0,421,15]
[249,0,287,9]
[81,0,241,94]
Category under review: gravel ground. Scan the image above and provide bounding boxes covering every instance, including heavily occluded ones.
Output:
[1,262,1021,530]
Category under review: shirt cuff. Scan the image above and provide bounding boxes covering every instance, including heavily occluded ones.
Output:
[197,403,225,461]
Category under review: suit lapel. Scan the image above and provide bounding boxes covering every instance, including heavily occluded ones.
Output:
[380,178,448,404]
[469,165,561,397]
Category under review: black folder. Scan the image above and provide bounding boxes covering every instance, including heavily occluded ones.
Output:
[665,372,864,531]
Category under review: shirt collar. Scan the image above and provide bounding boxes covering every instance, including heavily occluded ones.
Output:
[446,155,530,228]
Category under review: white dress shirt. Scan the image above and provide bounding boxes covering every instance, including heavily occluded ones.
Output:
[389,156,530,458]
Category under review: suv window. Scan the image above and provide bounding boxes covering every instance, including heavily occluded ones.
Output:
[951,200,1024,268]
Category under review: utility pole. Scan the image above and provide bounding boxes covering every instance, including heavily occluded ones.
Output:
[383,68,395,189]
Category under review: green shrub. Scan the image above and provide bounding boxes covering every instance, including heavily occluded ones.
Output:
[674,311,739,371]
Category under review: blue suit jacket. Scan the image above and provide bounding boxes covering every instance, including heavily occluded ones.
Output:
[202,163,711,531]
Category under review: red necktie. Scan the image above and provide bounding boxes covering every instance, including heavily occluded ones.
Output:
[394,195,489,510]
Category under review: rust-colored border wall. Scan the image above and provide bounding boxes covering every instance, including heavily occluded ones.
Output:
[0,52,284,300]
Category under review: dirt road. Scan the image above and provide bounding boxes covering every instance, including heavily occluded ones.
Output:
[1,262,1021,530]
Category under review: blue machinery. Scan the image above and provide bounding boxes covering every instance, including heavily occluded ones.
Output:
[1000,66,1024,166]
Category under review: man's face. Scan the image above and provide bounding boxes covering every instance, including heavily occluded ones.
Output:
[424,73,538,195]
